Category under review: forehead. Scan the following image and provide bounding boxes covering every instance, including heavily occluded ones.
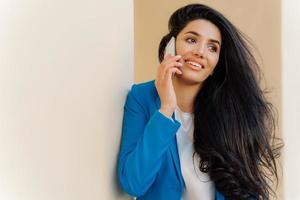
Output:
[179,19,221,42]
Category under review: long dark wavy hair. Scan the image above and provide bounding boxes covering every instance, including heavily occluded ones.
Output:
[158,4,283,200]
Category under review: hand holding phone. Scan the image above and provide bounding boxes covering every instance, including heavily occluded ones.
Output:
[155,37,182,117]
[164,37,181,78]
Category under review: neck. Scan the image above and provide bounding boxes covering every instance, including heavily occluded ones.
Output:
[172,76,203,113]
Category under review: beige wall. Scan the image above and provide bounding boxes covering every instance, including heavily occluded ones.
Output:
[135,0,283,199]
[0,0,133,199]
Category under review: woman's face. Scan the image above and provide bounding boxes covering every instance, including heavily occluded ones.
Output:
[175,19,222,84]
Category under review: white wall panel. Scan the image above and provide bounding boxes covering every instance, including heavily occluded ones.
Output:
[0,0,133,199]
[282,0,300,199]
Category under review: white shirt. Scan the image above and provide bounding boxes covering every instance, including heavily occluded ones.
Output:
[174,106,215,200]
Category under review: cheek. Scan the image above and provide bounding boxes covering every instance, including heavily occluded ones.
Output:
[176,42,194,55]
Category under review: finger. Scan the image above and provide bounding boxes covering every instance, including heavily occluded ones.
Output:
[164,54,182,62]
[161,54,181,67]
[161,61,183,77]
[158,55,183,80]
[166,67,182,80]
[164,53,171,60]
[168,61,183,68]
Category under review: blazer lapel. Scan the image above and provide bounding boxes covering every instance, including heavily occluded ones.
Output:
[155,86,223,199]
[155,96,185,188]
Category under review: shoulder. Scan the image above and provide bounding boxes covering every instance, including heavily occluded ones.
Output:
[131,79,155,91]
[126,80,158,113]
[130,79,157,100]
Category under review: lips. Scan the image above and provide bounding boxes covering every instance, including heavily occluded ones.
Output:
[184,59,205,71]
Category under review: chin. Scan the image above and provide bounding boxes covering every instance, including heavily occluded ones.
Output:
[176,73,206,85]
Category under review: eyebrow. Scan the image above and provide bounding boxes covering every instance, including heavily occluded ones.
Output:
[184,31,221,46]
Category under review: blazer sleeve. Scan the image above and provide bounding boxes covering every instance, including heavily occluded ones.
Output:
[117,84,181,197]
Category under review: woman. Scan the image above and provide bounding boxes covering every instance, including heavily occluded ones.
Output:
[118,4,282,200]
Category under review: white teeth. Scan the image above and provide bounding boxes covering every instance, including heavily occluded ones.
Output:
[186,61,202,68]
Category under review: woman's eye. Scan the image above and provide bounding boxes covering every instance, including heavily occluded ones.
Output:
[208,45,217,52]
[186,38,196,43]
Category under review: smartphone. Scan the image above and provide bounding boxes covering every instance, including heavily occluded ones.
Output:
[164,36,176,56]
[164,37,180,77]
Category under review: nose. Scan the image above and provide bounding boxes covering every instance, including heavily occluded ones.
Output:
[192,43,205,58]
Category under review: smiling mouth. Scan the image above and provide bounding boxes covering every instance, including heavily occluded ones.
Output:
[185,60,205,70]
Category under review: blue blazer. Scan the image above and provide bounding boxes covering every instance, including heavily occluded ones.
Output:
[118,80,225,200]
